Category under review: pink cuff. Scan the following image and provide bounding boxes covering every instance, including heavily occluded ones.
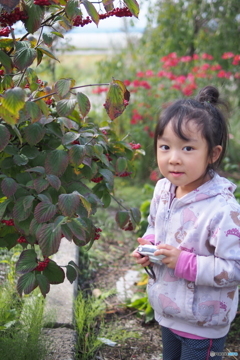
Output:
[142,234,155,244]
[174,251,197,282]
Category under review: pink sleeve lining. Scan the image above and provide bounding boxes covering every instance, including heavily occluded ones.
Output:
[174,251,197,282]
[142,234,155,244]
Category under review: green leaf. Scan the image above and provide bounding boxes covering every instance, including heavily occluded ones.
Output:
[0,199,11,220]
[55,78,74,98]
[2,87,25,116]
[62,131,79,145]
[17,272,38,296]
[56,99,77,116]
[116,157,127,172]
[65,0,79,19]
[42,33,55,47]
[69,145,86,166]
[23,195,35,211]
[45,149,69,176]
[0,49,12,73]
[16,249,38,274]
[58,192,80,217]
[102,0,114,12]
[124,0,140,18]
[25,166,45,174]
[13,41,37,71]
[36,48,43,66]
[13,197,33,222]
[2,233,18,250]
[99,168,114,189]
[130,207,141,225]
[82,0,99,25]
[102,191,111,208]
[36,273,50,297]
[24,123,46,145]
[0,124,11,151]
[76,92,91,118]
[43,259,65,284]
[24,0,45,34]
[67,218,86,243]
[37,223,62,257]
[34,202,57,223]
[115,210,130,229]
[46,174,61,191]
[51,31,64,38]
[1,177,18,197]
[37,46,60,62]
[13,154,29,166]
[66,264,77,283]
[25,101,42,122]
[21,145,39,159]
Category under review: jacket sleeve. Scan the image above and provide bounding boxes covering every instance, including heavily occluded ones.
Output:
[196,204,240,288]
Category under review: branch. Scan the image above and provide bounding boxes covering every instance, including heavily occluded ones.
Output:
[31,83,109,102]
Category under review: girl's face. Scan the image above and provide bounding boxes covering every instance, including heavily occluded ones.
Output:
[156,120,222,198]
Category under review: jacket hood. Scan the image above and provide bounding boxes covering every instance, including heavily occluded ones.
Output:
[165,172,237,206]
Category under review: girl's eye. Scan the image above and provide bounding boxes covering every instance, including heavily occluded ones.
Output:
[160,145,169,150]
[183,146,193,151]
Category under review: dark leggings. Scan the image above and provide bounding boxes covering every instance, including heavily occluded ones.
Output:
[161,326,227,360]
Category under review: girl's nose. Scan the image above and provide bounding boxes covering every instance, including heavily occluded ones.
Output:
[169,151,181,164]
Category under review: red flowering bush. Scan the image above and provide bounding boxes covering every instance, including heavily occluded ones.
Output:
[95,51,240,181]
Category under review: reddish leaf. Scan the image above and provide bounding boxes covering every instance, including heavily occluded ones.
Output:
[69,145,86,166]
[45,149,69,176]
[16,249,38,274]
[17,272,38,296]
[37,223,62,257]
[36,273,50,297]
[46,174,61,191]
[1,177,18,197]
[104,79,130,120]
[33,178,49,193]
[58,192,80,217]
[34,202,57,223]
[0,124,10,151]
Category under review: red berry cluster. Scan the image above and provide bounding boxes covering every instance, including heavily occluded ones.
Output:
[94,227,102,240]
[45,98,53,105]
[105,153,112,161]
[73,15,92,27]
[1,219,14,226]
[71,140,80,145]
[0,8,28,27]
[116,171,132,177]
[35,258,50,271]
[17,236,28,243]
[99,7,133,19]
[124,220,134,231]
[91,176,103,183]
[129,142,141,150]
[0,27,11,37]
[34,0,51,5]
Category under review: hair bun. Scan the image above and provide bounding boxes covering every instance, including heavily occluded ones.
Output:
[196,85,219,105]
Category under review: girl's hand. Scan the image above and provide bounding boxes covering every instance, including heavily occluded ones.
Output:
[155,244,181,269]
[132,237,151,267]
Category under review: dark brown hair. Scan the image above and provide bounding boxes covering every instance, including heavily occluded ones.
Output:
[154,86,229,169]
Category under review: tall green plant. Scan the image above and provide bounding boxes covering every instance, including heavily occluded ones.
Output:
[0,0,142,297]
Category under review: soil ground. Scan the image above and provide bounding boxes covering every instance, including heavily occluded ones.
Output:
[81,230,240,360]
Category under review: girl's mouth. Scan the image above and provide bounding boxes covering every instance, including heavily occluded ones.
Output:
[170,172,184,177]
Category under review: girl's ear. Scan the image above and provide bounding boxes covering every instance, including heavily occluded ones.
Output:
[209,145,222,164]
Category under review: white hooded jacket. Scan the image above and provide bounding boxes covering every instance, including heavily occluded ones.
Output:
[144,172,240,338]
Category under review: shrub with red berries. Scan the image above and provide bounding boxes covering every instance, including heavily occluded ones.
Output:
[0,0,141,298]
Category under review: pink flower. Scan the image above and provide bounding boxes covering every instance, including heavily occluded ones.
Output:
[221,52,235,59]
[192,54,200,60]
[217,70,232,79]
[210,64,222,71]
[202,53,214,60]
[180,56,192,62]
[136,71,145,77]
[92,86,108,94]
[232,55,240,65]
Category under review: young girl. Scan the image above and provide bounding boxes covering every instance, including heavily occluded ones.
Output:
[133,85,240,360]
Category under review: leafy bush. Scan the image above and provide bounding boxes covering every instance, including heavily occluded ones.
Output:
[0,0,142,297]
